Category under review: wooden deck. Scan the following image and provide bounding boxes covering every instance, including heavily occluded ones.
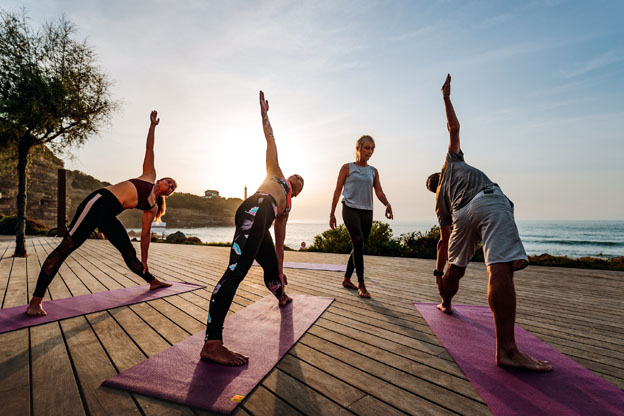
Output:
[0,237,622,415]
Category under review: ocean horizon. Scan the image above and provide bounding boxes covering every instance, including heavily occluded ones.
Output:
[136,219,624,259]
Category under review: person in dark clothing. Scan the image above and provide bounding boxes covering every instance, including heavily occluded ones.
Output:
[200,91,304,366]
[26,111,176,317]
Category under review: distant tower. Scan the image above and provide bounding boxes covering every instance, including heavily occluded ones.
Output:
[244,185,247,199]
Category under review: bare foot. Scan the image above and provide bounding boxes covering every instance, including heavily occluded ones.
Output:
[26,297,47,317]
[342,278,357,290]
[435,275,452,314]
[358,283,371,298]
[149,279,172,290]
[279,293,292,307]
[497,348,552,372]
[200,340,248,366]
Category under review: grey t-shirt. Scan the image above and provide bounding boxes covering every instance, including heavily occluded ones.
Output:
[342,163,375,210]
[436,150,496,227]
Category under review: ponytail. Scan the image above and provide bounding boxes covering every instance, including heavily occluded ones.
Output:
[155,195,166,221]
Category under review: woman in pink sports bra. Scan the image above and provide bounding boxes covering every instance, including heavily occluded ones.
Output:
[200,91,304,366]
[26,111,177,317]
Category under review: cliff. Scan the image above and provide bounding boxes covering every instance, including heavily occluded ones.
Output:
[0,146,240,229]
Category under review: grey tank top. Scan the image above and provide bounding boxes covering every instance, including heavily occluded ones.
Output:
[342,163,375,210]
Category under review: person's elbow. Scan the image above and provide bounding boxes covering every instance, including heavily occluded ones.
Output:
[447,123,460,134]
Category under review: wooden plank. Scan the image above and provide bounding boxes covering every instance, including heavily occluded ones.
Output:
[241,385,301,416]
[59,316,138,415]
[276,353,366,407]
[0,329,30,415]
[86,310,196,415]
[30,322,85,416]
[289,342,451,416]
[0,256,14,308]
[298,333,489,415]
[261,367,353,415]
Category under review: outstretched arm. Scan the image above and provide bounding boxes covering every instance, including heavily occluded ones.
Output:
[373,168,393,219]
[260,91,284,178]
[442,75,460,154]
[329,164,349,229]
[141,111,159,182]
[140,210,155,272]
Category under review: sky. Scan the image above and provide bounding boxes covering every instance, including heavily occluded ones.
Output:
[4,0,624,222]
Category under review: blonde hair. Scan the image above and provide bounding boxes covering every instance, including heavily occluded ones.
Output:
[355,135,375,162]
[154,177,177,221]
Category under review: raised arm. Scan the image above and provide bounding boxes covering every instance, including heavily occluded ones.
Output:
[442,74,460,154]
[329,164,349,229]
[373,168,393,220]
[141,111,159,182]
[260,91,284,178]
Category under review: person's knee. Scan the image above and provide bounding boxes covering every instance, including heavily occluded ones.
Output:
[448,264,466,279]
[123,246,137,260]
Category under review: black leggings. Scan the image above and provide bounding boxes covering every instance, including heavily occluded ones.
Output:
[205,193,284,341]
[342,203,373,283]
[33,189,154,298]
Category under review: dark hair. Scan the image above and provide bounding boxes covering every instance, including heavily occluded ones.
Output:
[426,172,440,193]
[155,195,166,221]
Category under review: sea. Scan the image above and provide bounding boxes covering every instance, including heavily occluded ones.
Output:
[138,220,624,259]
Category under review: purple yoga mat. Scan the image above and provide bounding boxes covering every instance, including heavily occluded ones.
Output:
[0,282,205,334]
[103,294,334,413]
[414,303,624,416]
[253,261,346,272]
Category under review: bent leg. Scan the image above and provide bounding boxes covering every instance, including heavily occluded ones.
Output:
[254,229,287,302]
[437,264,465,313]
[488,262,552,371]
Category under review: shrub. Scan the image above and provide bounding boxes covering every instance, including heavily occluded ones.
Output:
[0,215,50,235]
[529,254,624,271]
[397,226,440,259]
[308,224,351,254]
[309,221,401,256]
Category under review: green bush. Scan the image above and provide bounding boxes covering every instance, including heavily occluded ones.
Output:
[309,221,402,256]
[397,226,440,259]
[0,215,50,235]
[529,254,624,271]
[308,224,352,254]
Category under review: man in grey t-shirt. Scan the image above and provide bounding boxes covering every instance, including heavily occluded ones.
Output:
[425,74,551,372]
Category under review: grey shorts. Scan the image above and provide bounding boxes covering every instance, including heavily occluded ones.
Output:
[448,187,528,269]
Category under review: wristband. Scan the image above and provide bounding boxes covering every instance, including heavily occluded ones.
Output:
[433,270,444,277]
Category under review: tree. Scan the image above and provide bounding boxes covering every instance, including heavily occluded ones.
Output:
[0,10,118,256]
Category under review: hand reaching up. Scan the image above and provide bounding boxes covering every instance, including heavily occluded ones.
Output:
[259,91,269,114]
[150,110,160,126]
[441,74,451,98]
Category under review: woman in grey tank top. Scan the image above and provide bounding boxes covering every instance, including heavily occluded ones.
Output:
[329,135,393,298]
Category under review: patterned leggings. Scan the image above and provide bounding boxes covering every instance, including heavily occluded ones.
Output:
[32,189,154,298]
[205,193,284,341]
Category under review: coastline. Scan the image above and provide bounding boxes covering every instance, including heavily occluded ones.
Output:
[132,219,624,260]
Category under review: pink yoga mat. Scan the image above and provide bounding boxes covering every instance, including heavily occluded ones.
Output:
[103,294,334,413]
[414,303,624,416]
[0,282,205,334]
[253,261,346,272]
